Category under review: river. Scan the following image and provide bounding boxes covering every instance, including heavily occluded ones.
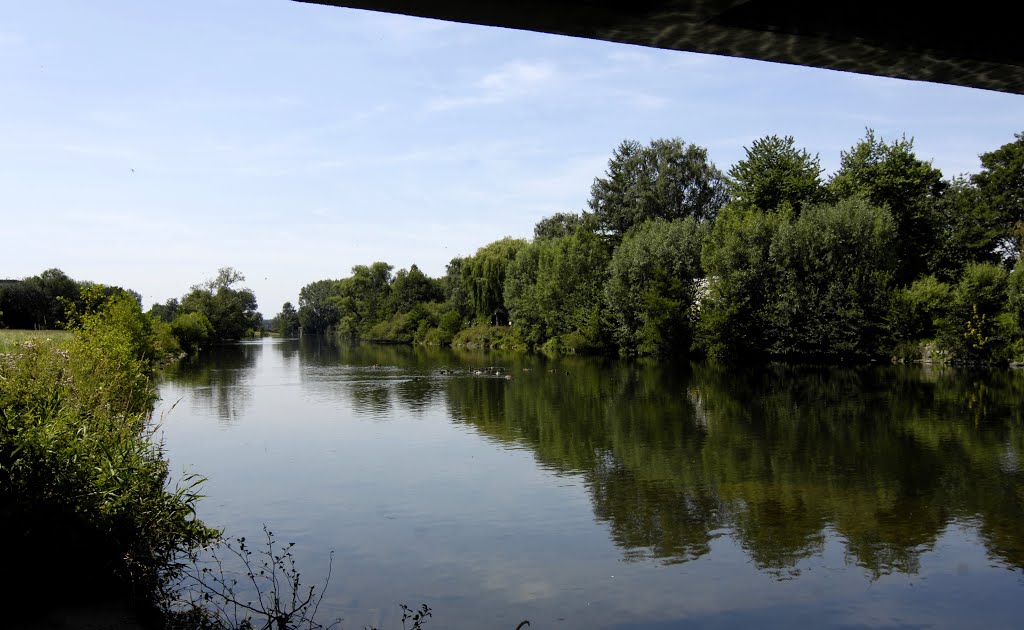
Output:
[156,337,1024,629]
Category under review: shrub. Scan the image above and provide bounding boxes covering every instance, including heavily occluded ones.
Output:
[939,262,1010,363]
[172,311,216,355]
[0,296,217,613]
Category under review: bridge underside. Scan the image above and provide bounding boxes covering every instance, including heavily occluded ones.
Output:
[299,1,1023,95]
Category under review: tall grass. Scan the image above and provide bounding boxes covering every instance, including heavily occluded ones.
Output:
[0,328,72,353]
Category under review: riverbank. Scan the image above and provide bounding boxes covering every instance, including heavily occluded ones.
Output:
[0,294,217,627]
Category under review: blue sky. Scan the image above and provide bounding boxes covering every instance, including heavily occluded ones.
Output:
[2,0,1021,314]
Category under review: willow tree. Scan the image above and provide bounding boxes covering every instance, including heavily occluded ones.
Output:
[459,237,527,325]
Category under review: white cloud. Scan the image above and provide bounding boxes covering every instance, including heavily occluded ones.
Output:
[478,61,555,91]
[429,60,557,111]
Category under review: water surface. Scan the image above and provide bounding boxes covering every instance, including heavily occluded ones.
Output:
[157,337,1024,629]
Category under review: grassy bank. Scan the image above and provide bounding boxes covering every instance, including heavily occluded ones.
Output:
[0,328,72,353]
[0,293,216,624]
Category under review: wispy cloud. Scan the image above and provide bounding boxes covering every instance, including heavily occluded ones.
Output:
[429,60,557,111]
[619,91,670,110]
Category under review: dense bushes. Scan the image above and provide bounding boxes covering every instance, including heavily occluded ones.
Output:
[0,292,217,614]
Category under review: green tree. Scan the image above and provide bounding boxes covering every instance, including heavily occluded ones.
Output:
[698,204,789,361]
[442,257,472,322]
[766,198,895,360]
[828,130,945,286]
[0,280,45,329]
[331,262,395,337]
[886,275,951,347]
[459,238,527,325]
[276,302,300,336]
[728,135,823,214]
[1008,257,1024,358]
[179,267,260,342]
[504,228,611,351]
[605,218,709,356]
[972,131,1024,258]
[171,311,215,354]
[940,262,1010,363]
[389,264,443,314]
[588,138,728,241]
[929,177,1004,280]
[148,298,180,323]
[533,212,595,241]
[297,279,342,334]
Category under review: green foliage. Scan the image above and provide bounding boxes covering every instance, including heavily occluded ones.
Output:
[298,279,343,334]
[828,130,945,285]
[151,316,184,359]
[0,296,217,608]
[972,131,1024,257]
[588,138,728,241]
[1008,257,1024,333]
[180,268,261,343]
[0,268,87,329]
[365,302,435,344]
[533,211,595,241]
[441,257,472,321]
[149,297,181,323]
[389,264,443,314]
[698,204,789,361]
[276,301,301,336]
[605,218,708,356]
[459,238,528,325]
[929,177,1004,280]
[341,262,395,326]
[727,135,823,213]
[504,229,610,352]
[939,262,1010,363]
[886,275,951,349]
[766,198,895,360]
[451,324,522,350]
[172,312,216,355]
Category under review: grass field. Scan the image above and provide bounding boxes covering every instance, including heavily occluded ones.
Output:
[0,329,72,353]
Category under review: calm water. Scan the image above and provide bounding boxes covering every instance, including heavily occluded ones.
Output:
[156,337,1024,629]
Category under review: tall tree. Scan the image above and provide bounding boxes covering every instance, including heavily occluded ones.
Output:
[728,135,823,214]
[297,279,341,334]
[828,130,945,286]
[459,238,527,325]
[972,131,1024,259]
[605,218,709,356]
[766,198,896,360]
[588,138,728,241]
[148,298,180,323]
[276,302,300,336]
[928,177,1004,280]
[389,264,443,314]
[504,229,610,350]
[533,212,594,241]
[698,204,790,361]
[179,267,260,341]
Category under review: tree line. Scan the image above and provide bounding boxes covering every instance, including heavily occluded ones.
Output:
[1,267,262,358]
[289,130,1024,364]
